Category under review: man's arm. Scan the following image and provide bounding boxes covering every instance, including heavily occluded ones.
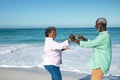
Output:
[80,34,106,48]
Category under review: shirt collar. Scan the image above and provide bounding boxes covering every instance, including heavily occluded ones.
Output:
[99,31,108,34]
[46,37,54,40]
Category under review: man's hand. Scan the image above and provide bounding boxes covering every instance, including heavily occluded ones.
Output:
[78,34,84,40]
[78,34,88,41]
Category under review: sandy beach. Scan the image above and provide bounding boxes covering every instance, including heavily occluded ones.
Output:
[0,67,120,80]
[0,67,82,80]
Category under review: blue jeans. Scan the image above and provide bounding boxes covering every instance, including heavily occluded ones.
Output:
[44,65,62,80]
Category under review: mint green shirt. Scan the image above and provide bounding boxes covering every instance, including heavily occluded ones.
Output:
[80,31,112,74]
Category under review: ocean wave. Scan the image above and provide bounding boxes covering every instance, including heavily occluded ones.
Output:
[0,65,35,68]
[0,45,19,54]
[0,44,120,75]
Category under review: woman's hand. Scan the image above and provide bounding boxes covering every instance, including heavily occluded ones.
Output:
[69,34,76,41]
[62,47,70,51]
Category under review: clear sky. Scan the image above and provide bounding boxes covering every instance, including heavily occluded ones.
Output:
[0,0,120,28]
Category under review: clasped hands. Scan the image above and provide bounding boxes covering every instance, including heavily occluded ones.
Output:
[69,34,87,44]
[63,34,87,51]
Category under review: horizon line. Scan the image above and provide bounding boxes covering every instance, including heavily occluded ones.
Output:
[0,25,120,28]
[0,27,120,29]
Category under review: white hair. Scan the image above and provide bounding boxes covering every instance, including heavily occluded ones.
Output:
[96,17,107,26]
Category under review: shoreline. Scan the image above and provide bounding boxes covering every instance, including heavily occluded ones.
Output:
[0,67,120,80]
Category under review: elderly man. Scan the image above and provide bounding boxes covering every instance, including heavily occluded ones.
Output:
[71,18,112,80]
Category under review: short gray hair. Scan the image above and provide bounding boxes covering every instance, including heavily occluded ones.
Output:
[96,17,107,27]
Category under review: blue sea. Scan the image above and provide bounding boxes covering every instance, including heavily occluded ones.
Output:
[0,27,120,76]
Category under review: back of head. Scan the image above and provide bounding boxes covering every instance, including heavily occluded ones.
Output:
[96,17,107,27]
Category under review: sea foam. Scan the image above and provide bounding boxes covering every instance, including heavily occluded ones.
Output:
[0,44,120,76]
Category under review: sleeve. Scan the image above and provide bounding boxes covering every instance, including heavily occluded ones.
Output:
[80,35,105,48]
[50,40,69,51]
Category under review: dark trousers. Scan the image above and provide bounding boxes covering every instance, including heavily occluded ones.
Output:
[44,65,62,80]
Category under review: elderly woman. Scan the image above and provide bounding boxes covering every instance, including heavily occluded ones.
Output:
[43,27,71,80]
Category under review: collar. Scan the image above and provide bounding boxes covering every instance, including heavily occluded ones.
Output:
[99,31,108,34]
[46,37,54,40]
